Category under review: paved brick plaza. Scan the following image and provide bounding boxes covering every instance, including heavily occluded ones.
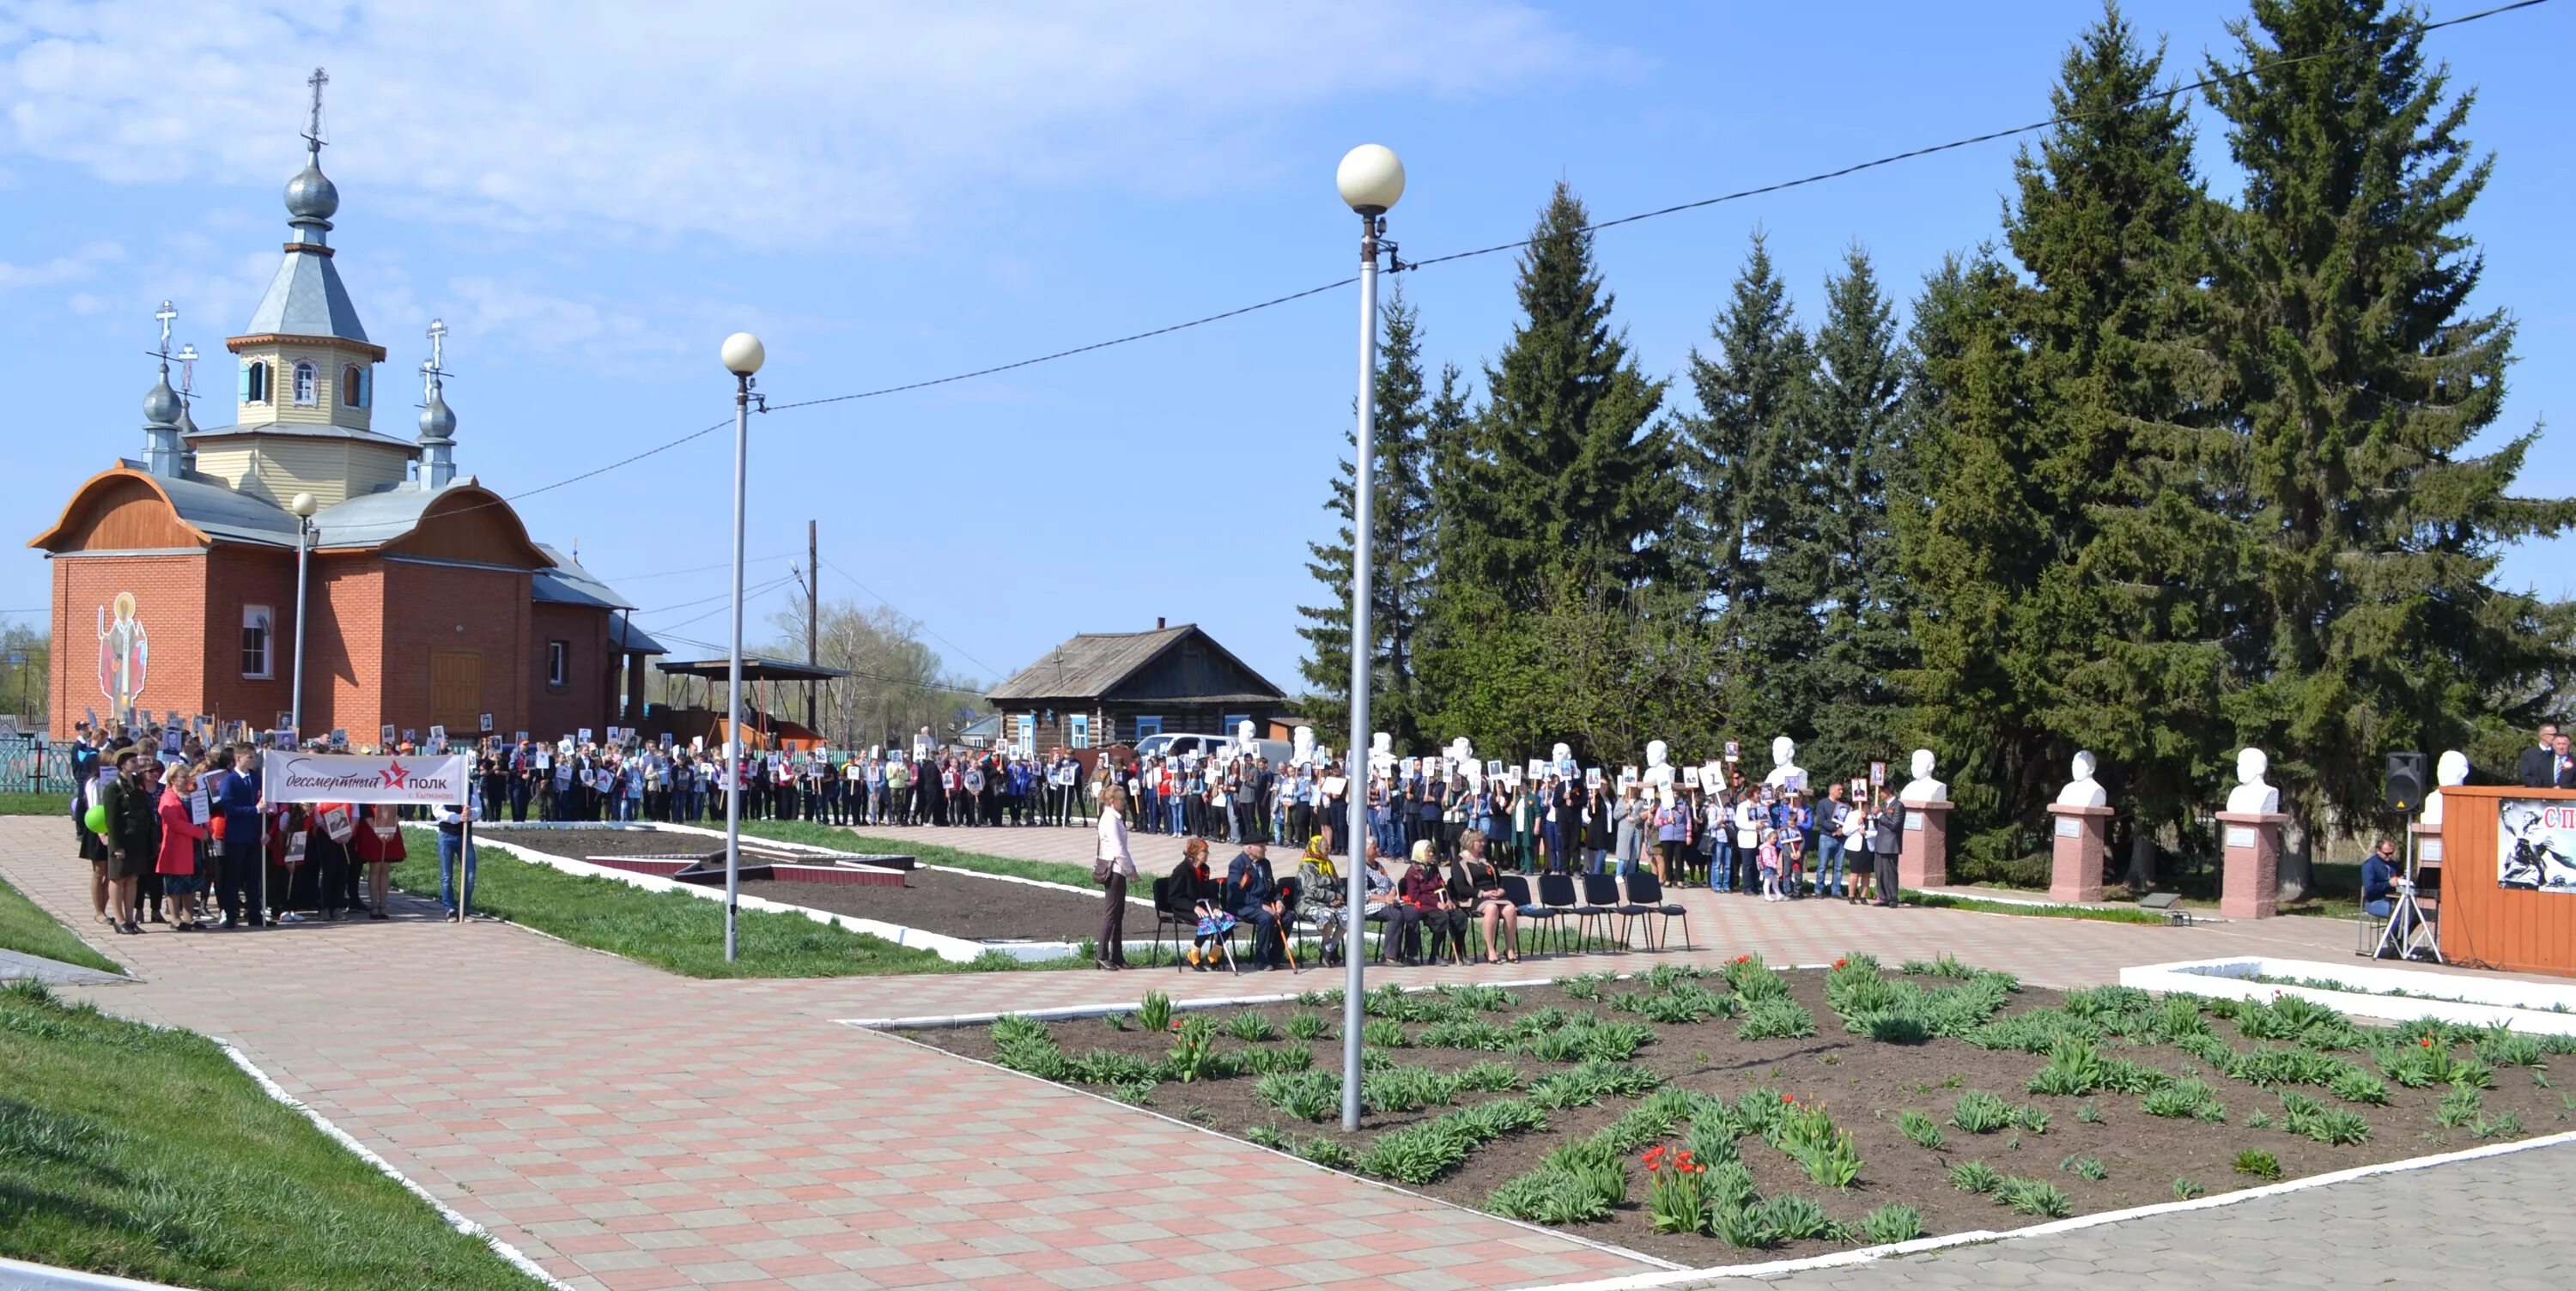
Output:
[7,815,2572,1289]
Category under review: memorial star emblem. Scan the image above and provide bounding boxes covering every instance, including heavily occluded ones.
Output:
[380,759,410,790]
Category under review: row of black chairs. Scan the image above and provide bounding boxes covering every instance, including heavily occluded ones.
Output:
[1145,869,1691,972]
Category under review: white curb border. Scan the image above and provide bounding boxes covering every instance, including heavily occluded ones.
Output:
[465,833,1072,964]
[2120,955,2576,1036]
[211,1039,578,1291]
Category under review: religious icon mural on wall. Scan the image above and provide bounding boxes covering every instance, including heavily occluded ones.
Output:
[97,592,149,719]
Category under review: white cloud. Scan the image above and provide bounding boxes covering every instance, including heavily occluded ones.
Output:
[0,1,1601,248]
[0,238,120,291]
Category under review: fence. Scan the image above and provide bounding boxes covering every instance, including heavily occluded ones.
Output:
[1,733,74,797]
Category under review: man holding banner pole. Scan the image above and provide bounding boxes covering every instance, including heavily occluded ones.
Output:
[264,745,476,920]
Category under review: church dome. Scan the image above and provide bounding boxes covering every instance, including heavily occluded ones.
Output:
[142,372,181,426]
[419,385,456,440]
[285,159,339,221]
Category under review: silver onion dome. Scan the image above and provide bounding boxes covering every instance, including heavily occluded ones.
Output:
[285,159,339,221]
[419,385,457,440]
[142,370,181,426]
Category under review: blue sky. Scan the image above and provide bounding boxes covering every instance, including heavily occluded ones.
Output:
[3,0,2569,700]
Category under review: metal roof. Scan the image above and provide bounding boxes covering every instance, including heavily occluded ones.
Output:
[185,420,417,449]
[609,617,670,656]
[530,544,632,610]
[309,485,450,549]
[150,467,300,548]
[986,623,1285,704]
[657,657,852,683]
[244,248,369,343]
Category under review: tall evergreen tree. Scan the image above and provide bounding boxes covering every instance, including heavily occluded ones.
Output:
[1421,183,1674,758]
[1906,6,2231,878]
[1297,288,1440,749]
[1442,182,1674,598]
[1674,233,1815,739]
[2208,0,2576,892]
[2014,4,2239,892]
[1800,248,1916,785]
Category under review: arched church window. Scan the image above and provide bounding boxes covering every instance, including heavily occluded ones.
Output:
[242,360,270,404]
[341,364,366,408]
[292,361,317,406]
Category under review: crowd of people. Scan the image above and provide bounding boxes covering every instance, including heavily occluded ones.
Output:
[473,737,1099,829]
[64,723,482,935]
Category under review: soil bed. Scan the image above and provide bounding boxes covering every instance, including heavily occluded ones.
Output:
[901,963,2567,1267]
[485,827,1136,949]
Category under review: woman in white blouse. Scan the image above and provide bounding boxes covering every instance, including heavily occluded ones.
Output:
[1094,785,1138,969]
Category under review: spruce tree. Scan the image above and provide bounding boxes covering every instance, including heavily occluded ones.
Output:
[1674,233,1815,740]
[1420,183,1673,757]
[1297,288,1439,749]
[1443,182,1673,598]
[2014,4,2237,892]
[2208,0,2576,890]
[1799,248,1916,786]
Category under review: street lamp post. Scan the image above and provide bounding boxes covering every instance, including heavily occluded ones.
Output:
[1335,143,1404,1132]
[288,491,319,737]
[719,332,765,962]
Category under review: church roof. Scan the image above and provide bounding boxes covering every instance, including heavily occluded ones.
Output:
[149,468,301,547]
[243,248,370,345]
[183,420,416,449]
[530,544,636,611]
[309,484,456,548]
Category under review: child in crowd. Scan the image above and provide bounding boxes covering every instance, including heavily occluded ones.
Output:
[1758,826,1783,902]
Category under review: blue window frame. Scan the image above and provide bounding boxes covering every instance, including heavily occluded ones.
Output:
[1133,716,1163,740]
[1221,713,1249,736]
[1068,713,1091,749]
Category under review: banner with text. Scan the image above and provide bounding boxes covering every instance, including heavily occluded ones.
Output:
[2499,797,2576,893]
[267,752,474,805]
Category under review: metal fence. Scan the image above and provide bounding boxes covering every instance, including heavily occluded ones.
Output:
[1,734,74,797]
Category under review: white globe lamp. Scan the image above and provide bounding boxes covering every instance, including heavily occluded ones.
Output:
[720,332,765,377]
[1336,144,1406,215]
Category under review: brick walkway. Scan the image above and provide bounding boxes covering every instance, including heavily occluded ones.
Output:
[9,815,2568,1290]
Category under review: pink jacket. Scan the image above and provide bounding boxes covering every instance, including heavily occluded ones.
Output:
[155,787,207,876]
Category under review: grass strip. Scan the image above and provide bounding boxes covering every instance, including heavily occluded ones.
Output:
[1900,889,2165,924]
[0,979,542,1288]
[391,827,968,978]
[0,874,121,975]
[0,791,71,817]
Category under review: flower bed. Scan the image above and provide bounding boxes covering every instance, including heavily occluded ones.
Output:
[896,956,2573,1267]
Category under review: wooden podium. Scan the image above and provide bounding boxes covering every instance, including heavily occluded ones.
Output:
[2434,785,2576,978]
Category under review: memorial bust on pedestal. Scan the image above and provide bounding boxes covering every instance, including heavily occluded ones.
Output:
[2226,748,2281,815]
[1899,749,1947,804]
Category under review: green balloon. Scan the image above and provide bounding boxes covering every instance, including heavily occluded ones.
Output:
[83,803,107,833]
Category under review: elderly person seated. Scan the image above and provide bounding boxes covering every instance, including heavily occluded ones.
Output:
[1360,841,1422,965]
[1295,834,1349,967]
[1162,837,1229,971]
[1451,833,1520,965]
[1226,841,1287,970]
[1400,839,1467,964]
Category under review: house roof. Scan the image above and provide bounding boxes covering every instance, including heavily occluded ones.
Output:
[986,623,1285,705]
[530,544,632,610]
[148,468,301,547]
[657,657,852,683]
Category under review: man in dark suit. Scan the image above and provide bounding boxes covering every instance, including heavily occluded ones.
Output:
[2520,723,2561,788]
[2555,732,2576,790]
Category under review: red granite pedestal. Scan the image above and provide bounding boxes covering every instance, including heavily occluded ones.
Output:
[1899,799,1950,890]
[2217,810,2287,919]
[2045,803,2113,905]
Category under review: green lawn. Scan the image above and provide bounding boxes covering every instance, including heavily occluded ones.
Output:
[1901,888,2166,924]
[0,979,541,1289]
[0,874,119,974]
[388,827,981,979]
[0,791,68,816]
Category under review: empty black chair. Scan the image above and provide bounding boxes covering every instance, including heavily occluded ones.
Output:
[1579,872,1632,951]
[1500,873,1556,957]
[1618,870,1692,950]
[1540,871,1603,953]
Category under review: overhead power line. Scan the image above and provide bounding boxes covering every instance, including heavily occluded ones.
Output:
[415,0,2550,529]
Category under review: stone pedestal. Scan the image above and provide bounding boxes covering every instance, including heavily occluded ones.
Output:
[2216,811,2288,919]
[2045,803,2113,904]
[1899,799,1951,890]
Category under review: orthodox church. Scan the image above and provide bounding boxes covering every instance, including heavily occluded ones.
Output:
[30,75,663,743]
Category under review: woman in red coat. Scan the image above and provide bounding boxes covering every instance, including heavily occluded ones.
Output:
[155,763,210,930]
[349,803,404,920]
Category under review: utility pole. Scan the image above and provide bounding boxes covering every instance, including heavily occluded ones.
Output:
[805,518,819,736]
